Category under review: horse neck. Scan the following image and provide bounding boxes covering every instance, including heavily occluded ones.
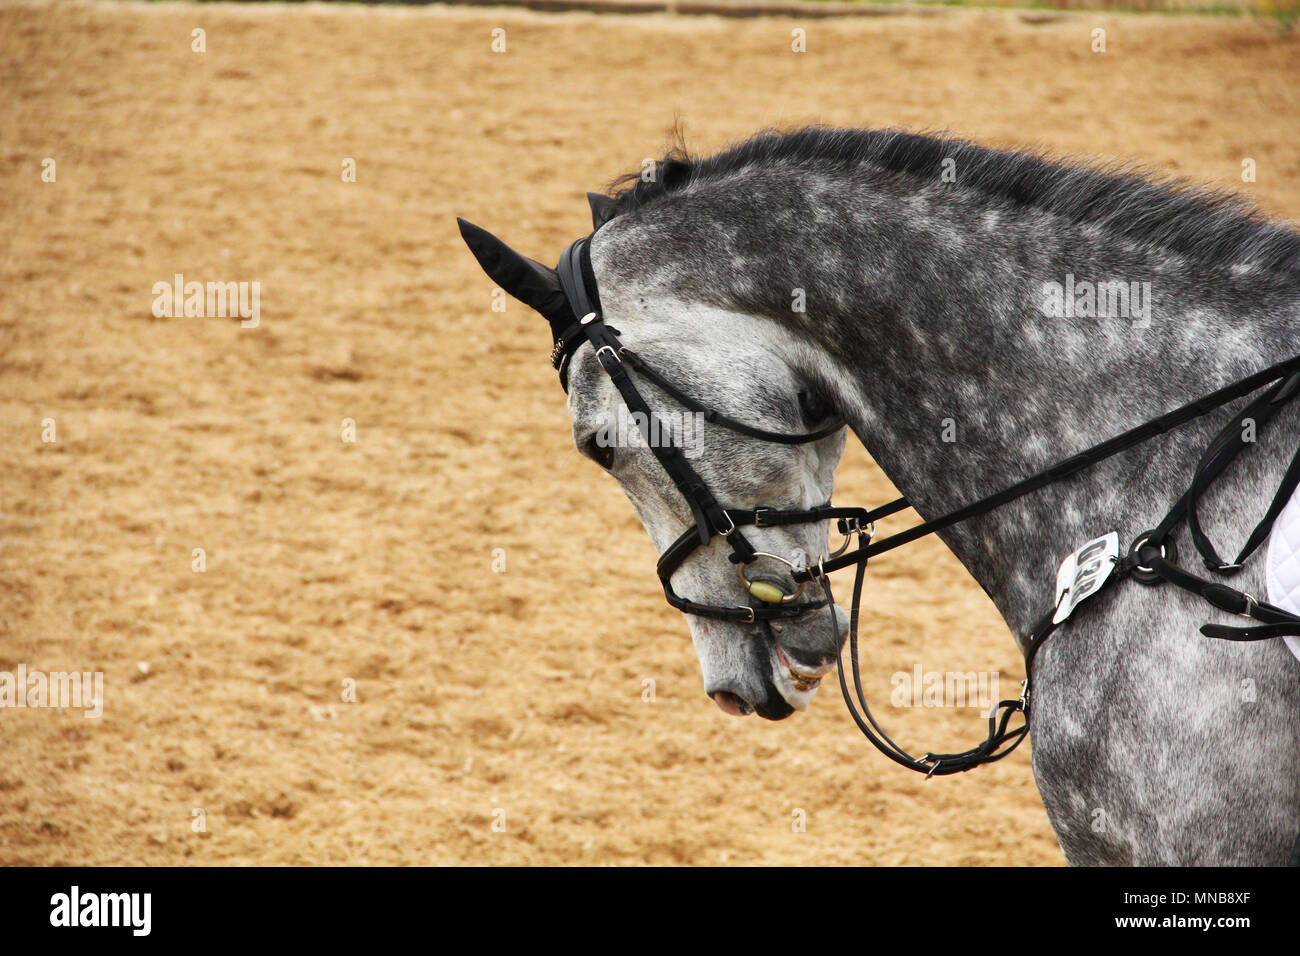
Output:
[788,217,1300,635]
[598,166,1300,633]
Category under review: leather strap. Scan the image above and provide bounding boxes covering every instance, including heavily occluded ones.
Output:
[555,234,853,622]
[829,547,1031,776]
[1186,374,1300,572]
[796,352,1300,583]
[619,348,845,444]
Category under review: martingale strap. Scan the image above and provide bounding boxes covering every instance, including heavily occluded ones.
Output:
[1120,371,1300,643]
[1188,374,1300,573]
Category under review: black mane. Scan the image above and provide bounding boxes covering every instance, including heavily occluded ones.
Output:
[608,127,1300,273]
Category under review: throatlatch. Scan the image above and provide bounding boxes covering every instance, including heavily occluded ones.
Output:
[551,231,1300,779]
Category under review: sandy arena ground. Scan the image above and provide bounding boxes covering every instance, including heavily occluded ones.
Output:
[1,0,1297,865]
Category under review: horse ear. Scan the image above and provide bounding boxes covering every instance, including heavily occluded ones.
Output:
[457,218,569,322]
[586,192,618,229]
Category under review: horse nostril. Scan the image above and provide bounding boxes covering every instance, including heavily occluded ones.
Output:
[711,691,754,716]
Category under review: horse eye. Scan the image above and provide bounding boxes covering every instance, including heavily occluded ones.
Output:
[798,389,831,423]
[584,436,616,470]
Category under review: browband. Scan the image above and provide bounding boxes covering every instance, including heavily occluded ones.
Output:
[552,236,604,391]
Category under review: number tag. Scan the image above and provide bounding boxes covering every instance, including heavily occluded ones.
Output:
[1053,532,1120,624]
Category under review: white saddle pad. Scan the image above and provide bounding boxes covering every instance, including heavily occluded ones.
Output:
[1263,486,1300,663]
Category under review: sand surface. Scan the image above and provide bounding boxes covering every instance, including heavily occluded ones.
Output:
[1,0,1297,864]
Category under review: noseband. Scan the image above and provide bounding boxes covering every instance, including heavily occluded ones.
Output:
[549,231,1300,779]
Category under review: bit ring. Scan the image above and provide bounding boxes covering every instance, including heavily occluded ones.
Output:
[736,552,806,604]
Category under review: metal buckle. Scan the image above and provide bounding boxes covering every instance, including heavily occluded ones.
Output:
[714,509,736,536]
[595,345,620,368]
[735,606,756,625]
[1239,592,1259,619]
[753,507,774,527]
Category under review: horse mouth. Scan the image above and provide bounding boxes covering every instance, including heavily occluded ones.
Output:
[712,671,800,723]
[753,690,795,721]
[706,625,840,721]
[774,643,833,693]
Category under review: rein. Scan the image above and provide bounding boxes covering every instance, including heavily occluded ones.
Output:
[552,232,1300,777]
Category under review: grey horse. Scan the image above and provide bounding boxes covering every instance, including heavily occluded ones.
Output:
[460,128,1300,865]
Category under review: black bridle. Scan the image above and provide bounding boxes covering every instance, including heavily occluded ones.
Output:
[554,236,862,625]
[551,232,1300,777]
